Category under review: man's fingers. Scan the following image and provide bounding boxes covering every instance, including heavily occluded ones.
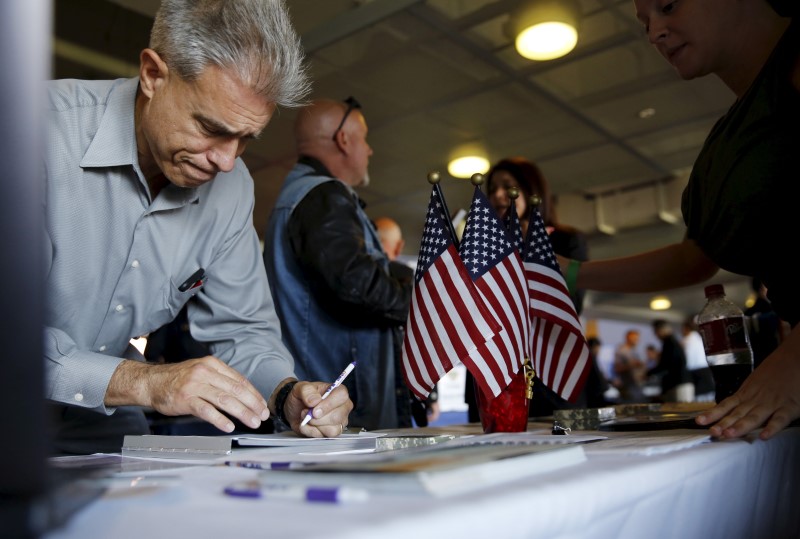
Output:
[218,373,270,422]
[292,382,353,436]
[188,397,236,433]
[300,382,350,418]
[208,360,270,420]
[148,357,269,430]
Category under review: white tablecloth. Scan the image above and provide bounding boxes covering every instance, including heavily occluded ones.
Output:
[45,427,800,539]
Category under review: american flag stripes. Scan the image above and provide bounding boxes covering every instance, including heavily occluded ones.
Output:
[523,206,590,402]
[458,187,529,398]
[401,186,500,401]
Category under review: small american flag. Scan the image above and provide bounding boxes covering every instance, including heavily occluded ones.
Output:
[401,186,500,401]
[523,206,590,402]
[458,187,529,398]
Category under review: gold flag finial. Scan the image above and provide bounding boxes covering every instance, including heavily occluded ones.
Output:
[529,194,542,207]
[470,173,485,186]
[427,171,441,184]
[508,186,519,200]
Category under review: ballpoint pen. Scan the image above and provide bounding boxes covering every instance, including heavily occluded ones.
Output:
[300,361,357,427]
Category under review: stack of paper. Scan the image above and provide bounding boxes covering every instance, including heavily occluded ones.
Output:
[121,432,386,460]
[231,432,384,451]
[259,441,587,497]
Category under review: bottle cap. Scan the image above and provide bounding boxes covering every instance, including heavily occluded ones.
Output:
[704,284,725,298]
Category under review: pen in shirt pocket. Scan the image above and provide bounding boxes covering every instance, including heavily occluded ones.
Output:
[178,267,206,292]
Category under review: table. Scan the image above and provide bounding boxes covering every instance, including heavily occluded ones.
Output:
[44,425,800,539]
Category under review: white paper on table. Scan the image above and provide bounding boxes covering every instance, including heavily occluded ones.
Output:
[441,432,607,446]
[582,433,711,456]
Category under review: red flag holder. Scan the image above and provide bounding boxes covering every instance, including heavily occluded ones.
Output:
[474,358,534,433]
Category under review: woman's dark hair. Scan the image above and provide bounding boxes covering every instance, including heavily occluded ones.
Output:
[486,157,555,225]
[767,0,796,17]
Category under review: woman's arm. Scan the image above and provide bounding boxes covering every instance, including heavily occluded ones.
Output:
[562,238,719,293]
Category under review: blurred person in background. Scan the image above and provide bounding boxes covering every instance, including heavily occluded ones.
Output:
[649,320,694,403]
[681,316,715,402]
[613,330,647,403]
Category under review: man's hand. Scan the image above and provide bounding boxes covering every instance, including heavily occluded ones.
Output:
[275,380,353,437]
[106,357,270,433]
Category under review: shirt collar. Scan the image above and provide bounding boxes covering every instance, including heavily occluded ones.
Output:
[80,77,200,207]
[297,154,332,177]
[297,154,367,209]
[80,77,140,169]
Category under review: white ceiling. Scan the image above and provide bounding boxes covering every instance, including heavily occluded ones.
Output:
[53,0,754,324]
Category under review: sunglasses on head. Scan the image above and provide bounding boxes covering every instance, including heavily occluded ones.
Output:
[331,96,361,141]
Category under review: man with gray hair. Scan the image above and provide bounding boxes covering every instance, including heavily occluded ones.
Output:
[44,0,352,455]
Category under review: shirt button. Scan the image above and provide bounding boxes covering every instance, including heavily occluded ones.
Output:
[115,304,124,312]
[131,260,140,268]
[74,393,84,402]
[99,345,107,352]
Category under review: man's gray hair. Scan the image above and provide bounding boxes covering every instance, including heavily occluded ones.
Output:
[150,0,310,107]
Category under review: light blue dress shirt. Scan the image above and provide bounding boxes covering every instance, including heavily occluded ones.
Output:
[43,77,295,422]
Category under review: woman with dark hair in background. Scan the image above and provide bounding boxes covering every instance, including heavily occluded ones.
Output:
[486,157,589,314]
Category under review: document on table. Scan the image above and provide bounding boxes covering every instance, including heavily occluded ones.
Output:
[231,431,385,450]
[442,432,607,446]
[582,432,711,456]
[120,432,385,461]
[259,441,588,497]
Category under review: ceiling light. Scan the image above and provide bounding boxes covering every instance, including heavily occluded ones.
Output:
[649,296,672,311]
[638,107,656,119]
[447,144,490,179]
[509,0,580,61]
[448,156,489,178]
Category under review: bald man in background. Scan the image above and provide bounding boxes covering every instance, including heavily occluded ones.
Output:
[263,98,414,430]
[374,217,405,262]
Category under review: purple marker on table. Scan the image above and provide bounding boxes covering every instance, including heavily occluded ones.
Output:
[223,482,369,503]
[224,461,309,470]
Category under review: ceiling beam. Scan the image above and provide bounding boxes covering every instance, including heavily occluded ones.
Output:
[53,37,139,77]
[301,0,425,54]
[104,0,160,19]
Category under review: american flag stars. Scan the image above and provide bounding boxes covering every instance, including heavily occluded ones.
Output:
[524,216,560,272]
[414,197,450,281]
[459,193,515,280]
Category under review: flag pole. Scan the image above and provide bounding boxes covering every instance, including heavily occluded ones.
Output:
[501,185,537,399]
[507,185,519,223]
[527,194,542,218]
[428,171,461,250]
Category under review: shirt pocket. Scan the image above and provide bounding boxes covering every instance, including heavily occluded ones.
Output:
[155,272,207,325]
